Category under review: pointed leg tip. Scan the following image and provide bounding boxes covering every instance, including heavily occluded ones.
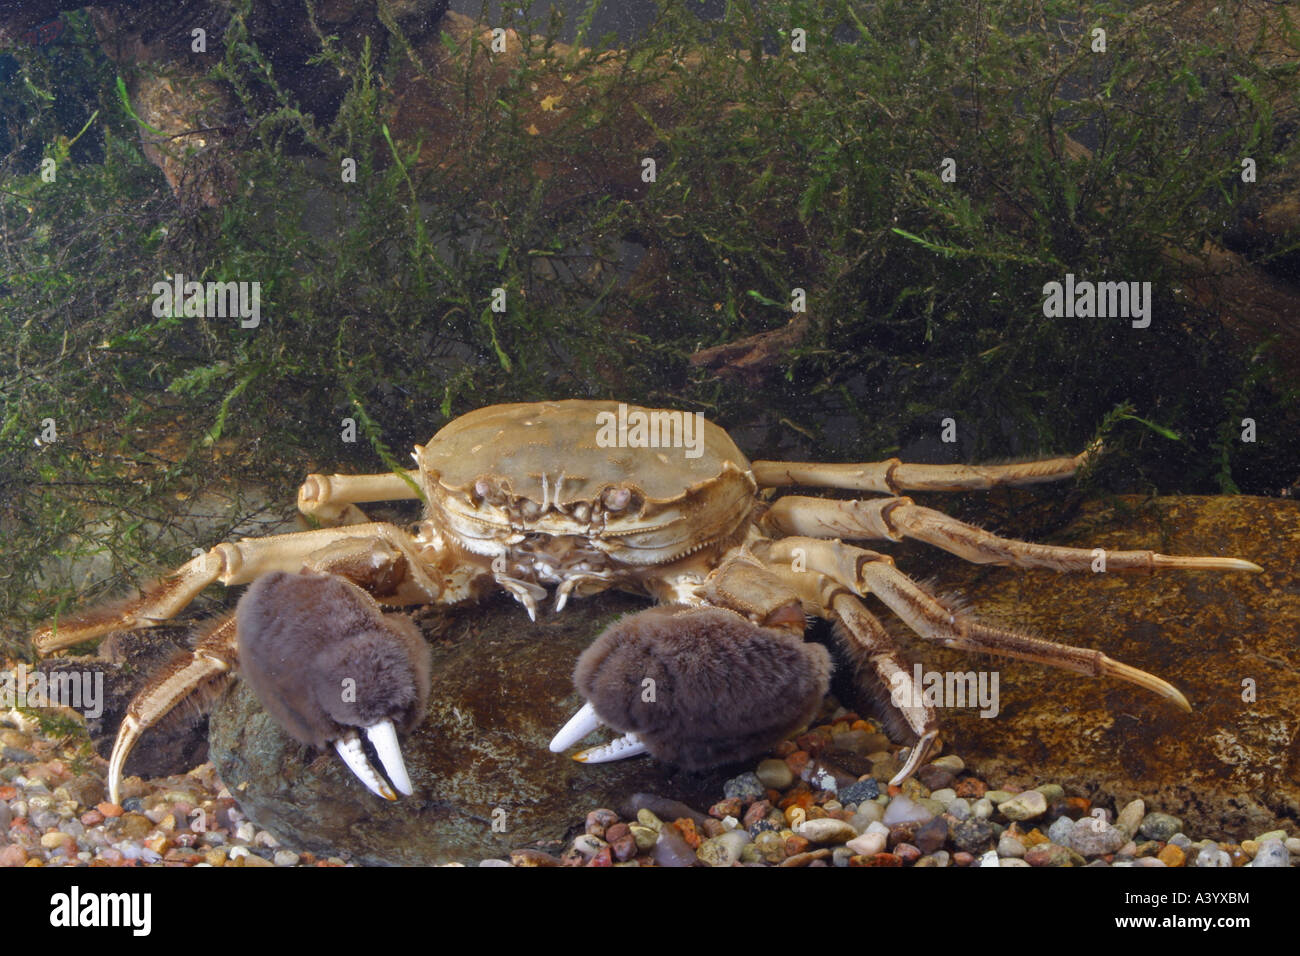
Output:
[1153,555,1264,573]
[889,729,939,786]
[1103,658,1192,712]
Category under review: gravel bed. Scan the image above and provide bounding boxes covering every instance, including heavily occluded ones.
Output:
[5,670,1295,868]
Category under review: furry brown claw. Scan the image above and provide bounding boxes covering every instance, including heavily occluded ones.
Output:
[557,604,832,770]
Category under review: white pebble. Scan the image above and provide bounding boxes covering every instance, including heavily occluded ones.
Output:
[273,850,299,867]
[845,831,886,856]
[882,794,933,826]
[235,821,256,843]
[979,849,1000,867]
[254,829,280,848]
[795,817,859,844]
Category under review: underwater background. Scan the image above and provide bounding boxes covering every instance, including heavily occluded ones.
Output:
[1,0,1298,868]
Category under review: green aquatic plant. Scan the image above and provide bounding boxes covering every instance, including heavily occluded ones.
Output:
[2,0,1298,662]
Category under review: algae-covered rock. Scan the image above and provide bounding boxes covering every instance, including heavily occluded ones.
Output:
[208,590,733,865]
[909,495,1298,840]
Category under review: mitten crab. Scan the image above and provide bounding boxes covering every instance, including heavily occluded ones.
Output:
[33,399,1261,803]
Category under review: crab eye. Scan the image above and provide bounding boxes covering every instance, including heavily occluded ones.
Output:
[571,502,591,522]
[474,479,492,500]
[603,487,632,511]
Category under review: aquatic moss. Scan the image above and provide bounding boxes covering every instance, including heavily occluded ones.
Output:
[2,1,1297,658]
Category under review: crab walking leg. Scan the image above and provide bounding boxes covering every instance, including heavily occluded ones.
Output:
[34,523,450,653]
[764,560,940,784]
[752,442,1098,494]
[107,614,238,806]
[760,537,1194,712]
[829,591,941,785]
[761,496,1263,573]
[297,469,422,524]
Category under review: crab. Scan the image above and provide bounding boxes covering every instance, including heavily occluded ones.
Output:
[33,399,1262,804]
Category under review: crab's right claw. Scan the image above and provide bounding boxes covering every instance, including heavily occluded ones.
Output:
[549,701,650,762]
[553,605,832,772]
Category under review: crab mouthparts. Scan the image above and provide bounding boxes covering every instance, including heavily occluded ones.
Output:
[549,701,649,763]
[333,718,414,800]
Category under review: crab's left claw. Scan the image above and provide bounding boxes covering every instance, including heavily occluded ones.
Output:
[332,722,414,800]
[237,570,432,799]
[551,604,832,771]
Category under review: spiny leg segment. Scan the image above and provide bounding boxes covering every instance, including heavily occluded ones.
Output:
[752,444,1098,494]
[34,523,448,653]
[107,613,237,806]
[50,528,453,803]
[761,495,1263,574]
[765,559,940,784]
[757,536,1195,712]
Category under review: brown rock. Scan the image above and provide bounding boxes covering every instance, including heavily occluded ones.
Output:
[796,732,829,756]
[116,813,153,840]
[779,848,833,866]
[610,834,637,862]
[742,800,772,829]
[1025,843,1075,867]
[849,852,902,867]
[209,592,735,865]
[915,816,950,854]
[915,497,1300,842]
[709,798,743,819]
[605,822,630,843]
[701,819,726,838]
[888,822,918,847]
[509,848,563,867]
[916,765,955,791]
[895,842,922,864]
[585,808,618,838]
[1158,844,1185,867]
[785,751,811,776]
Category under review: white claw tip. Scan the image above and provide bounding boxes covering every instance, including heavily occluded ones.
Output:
[549,701,602,753]
[366,718,414,797]
[334,731,399,800]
